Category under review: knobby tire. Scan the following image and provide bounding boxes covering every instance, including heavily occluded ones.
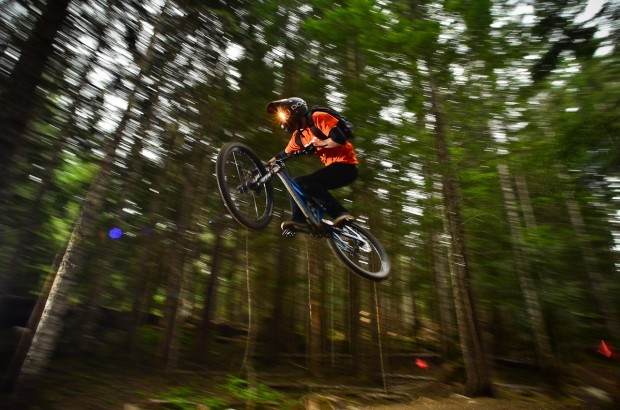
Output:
[216,142,391,281]
[328,222,390,281]
[216,142,274,229]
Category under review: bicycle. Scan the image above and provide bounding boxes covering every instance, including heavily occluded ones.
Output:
[215,141,390,281]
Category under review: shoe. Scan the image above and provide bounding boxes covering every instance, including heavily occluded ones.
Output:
[281,220,307,231]
[333,213,355,227]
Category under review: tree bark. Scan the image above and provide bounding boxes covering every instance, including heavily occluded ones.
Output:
[0,0,71,198]
[306,244,324,377]
[12,121,124,403]
[497,164,555,369]
[347,272,361,376]
[428,70,493,397]
[267,233,295,360]
[560,173,620,340]
[11,2,169,400]
[156,140,204,370]
[193,222,226,358]
[434,204,458,359]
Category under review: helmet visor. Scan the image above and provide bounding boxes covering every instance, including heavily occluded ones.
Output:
[267,98,305,132]
[267,99,288,114]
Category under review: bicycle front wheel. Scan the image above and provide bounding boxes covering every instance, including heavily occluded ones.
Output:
[328,223,391,281]
[216,142,274,229]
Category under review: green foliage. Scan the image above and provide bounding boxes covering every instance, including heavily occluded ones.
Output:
[545,57,620,172]
[223,376,282,404]
[303,0,389,48]
[3,0,620,398]
[445,0,493,49]
[151,386,227,410]
[54,155,98,191]
[47,203,79,244]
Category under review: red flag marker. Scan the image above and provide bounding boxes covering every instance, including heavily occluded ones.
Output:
[415,358,429,369]
[598,340,613,358]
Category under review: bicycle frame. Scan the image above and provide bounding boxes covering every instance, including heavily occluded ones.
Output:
[251,155,326,233]
[218,141,390,280]
[276,167,324,229]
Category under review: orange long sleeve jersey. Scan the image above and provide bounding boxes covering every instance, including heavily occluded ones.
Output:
[284,111,358,166]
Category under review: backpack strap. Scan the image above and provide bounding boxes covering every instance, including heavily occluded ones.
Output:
[305,109,329,140]
[295,129,303,148]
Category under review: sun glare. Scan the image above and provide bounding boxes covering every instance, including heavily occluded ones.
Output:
[276,109,288,122]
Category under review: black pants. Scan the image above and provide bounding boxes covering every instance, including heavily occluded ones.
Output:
[291,163,358,222]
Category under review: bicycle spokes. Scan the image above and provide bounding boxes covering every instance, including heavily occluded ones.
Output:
[216,142,274,230]
[334,226,371,255]
[329,223,390,281]
[217,142,389,280]
[236,168,261,195]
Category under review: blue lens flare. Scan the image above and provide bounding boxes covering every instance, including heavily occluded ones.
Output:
[109,227,123,239]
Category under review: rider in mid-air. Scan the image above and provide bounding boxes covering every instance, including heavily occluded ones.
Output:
[267,97,358,234]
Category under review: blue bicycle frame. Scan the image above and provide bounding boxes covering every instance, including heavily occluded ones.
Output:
[217,141,390,280]
[274,165,324,229]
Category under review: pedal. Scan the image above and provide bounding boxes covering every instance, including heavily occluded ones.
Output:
[282,228,296,238]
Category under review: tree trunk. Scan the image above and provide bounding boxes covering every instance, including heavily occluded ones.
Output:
[559,173,620,340]
[306,244,324,376]
[193,222,226,358]
[370,283,387,387]
[497,164,555,369]
[424,158,457,359]
[267,233,293,360]
[11,125,124,403]
[156,141,204,371]
[11,3,169,400]
[79,136,146,347]
[0,0,71,198]
[347,272,361,376]
[428,70,492,397]
[434,206,457,359]
[127,132,176,352]
[1,13,111,294]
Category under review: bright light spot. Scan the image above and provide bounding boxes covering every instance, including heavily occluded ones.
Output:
[141,149,159,160]
[122,208,140,215]
[105,94,128,110]
[565,107,580,112]
[276,109,288,123]
[109,227,123,239]
[226,43,244,61]
[575,0,606,24]
[415,358,429,369]
[403,205,423,216]
[595,44,614,57]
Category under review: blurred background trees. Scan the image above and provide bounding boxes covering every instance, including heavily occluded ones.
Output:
[0,0,618,404]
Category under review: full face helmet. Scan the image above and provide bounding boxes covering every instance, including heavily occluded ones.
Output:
[267,97,308,133]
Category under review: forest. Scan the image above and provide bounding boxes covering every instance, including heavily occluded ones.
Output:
[0,0,619,409]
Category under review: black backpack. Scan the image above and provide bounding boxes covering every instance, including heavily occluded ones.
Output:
[305,106,354,144]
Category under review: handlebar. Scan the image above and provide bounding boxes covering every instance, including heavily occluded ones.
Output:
[295,143,317,156]
[266,143,315,169]
[244,143,314,193]
[282,143,316,161]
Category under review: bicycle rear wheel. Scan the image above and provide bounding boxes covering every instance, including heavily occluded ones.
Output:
[216,142,274,229]
[328,223,390,281]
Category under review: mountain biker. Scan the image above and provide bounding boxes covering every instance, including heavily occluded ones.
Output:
[267,97,358,234]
